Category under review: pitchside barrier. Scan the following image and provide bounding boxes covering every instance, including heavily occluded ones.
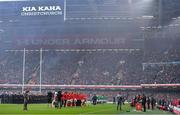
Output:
[0,84,179,90]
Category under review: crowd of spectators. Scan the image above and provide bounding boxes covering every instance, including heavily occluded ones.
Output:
[0,46,180,85]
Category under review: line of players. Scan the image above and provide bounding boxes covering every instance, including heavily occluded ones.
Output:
[131,94,156,112]
[47,91,87,108]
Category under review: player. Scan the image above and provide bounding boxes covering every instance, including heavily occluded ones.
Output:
[57,91,63,109]
[63,92,67,107]
[47,91,53,108]
[52,92,58,108]
[147,97,150,109]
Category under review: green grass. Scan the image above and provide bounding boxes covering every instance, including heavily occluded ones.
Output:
[0,103,172,115]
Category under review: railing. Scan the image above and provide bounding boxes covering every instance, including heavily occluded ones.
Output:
[0,84,179,89]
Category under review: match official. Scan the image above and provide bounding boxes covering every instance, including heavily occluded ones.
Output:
[92,94,97,105]
[142,94,147,112]
[23,90,29,111]
[117,93,123,110]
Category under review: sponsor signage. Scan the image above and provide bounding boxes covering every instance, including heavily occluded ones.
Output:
[0,0,64,17]
[21,5,63,16]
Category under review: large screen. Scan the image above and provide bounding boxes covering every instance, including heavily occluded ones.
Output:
[0,0,148,50]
